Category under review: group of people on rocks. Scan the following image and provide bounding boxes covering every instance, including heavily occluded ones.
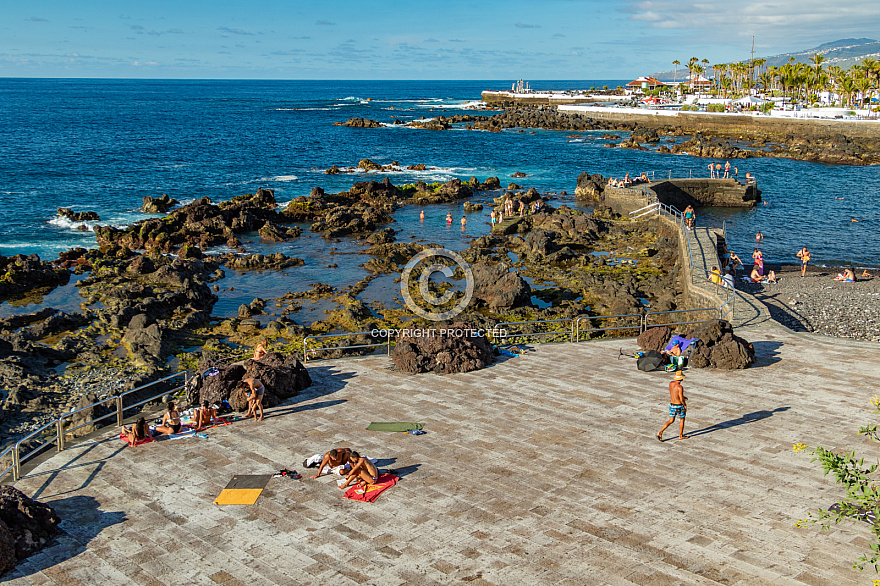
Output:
[489,195,543,225]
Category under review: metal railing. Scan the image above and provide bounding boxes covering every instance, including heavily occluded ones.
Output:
[303,331,391,362]
[494,319,576,343]
[644,307,721,329]
[2,372,186,483]
[574,314,643,341]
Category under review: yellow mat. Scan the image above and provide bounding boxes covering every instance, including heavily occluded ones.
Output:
[214,474,272,505]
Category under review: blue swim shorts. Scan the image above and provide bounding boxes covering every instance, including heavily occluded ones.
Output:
[668,404,686,418]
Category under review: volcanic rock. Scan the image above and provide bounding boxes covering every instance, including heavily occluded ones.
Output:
[392,324,494,374]
[0,486,60,576]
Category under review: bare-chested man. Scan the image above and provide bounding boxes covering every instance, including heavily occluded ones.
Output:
[658,372,688,441]
[310,448,352,479]
[338,451,380,490]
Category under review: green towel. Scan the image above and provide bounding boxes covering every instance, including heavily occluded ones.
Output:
[366,422,424,432]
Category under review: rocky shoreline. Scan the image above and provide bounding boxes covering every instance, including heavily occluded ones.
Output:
[0,174,688,452]
[339,107,880,165]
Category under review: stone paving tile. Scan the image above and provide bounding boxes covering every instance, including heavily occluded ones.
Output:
[7,325,880,584]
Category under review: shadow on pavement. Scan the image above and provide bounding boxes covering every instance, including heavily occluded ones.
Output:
[751,340,784,367]
[6,495,126,581]
[686,406,790,439]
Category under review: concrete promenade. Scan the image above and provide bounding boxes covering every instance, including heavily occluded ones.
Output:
[7,322,880,585]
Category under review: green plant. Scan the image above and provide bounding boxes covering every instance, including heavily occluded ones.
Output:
[795,395,880,572]
[761,102,774,113]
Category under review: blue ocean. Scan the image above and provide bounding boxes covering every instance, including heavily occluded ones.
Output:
[1,79,879,318]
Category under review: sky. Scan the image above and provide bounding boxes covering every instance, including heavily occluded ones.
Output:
[2,0,879,79]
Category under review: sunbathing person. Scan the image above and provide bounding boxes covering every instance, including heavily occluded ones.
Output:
[338,451,380,490]
[123,417,152,447]
[241,378,265,421]
[765,270,778,284]
[310,448,352,479]
[863,270,873,278]
[193,400,217,430]
[154,401,182,435]
[253,338,268,361]
[834,268,856,282]
[750,267,764,283]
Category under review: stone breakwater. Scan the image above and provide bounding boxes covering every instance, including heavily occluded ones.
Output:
[742,266,880,342]
[354,106,880,165]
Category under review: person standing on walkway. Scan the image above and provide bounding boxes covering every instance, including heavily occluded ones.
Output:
[723,161,731,178]
[683,205,695,229]
[658,372,688,441]
[796,246,811,278]
[708,162,715,178]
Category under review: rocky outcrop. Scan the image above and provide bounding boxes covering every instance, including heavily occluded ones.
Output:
[57,208,99,222]
[0,486,60,576]
[471,262,532,309]
[575,172,607,202]
[637,320,754,370]
[94,189,280,253]
[191,351,311,410]
[142,194,179,213]
[392,324,494,374]
[338,118,383,128]
[0,254,70,297]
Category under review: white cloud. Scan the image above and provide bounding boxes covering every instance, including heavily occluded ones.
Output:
[620,0,880,46]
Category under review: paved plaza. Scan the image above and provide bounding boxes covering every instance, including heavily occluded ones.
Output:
[6,323,880,585]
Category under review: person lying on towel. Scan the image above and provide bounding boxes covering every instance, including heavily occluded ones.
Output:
[310,447,352,479]
[338,451,380,490]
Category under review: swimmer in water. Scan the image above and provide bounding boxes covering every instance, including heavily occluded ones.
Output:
[419,210,425,221]
[851,218,858,222]
[460,216,467,226]
[446,212,453,224]
[755,231,763,243]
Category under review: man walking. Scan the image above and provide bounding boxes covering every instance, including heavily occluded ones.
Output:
[796,246,810,278]
[658,372,688,441]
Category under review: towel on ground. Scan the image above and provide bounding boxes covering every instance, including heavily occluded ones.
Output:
[343,474,399,502]
[366,422,424,432]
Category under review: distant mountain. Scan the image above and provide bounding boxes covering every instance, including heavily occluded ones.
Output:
[650,38,880,82]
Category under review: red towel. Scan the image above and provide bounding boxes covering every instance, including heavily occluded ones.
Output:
[343,474,399,502]
[119,431,155,446]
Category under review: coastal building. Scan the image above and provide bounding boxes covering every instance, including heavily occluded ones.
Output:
[625,76,664,93]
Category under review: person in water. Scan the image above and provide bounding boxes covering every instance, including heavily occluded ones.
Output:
[445,212,453,224]
[755,231,763,243]
[419,210,425,221]
[460,216,466,227]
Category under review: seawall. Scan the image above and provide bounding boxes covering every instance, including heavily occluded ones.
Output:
[556,106,880,140]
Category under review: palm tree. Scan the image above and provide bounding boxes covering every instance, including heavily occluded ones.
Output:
[712,64,724,94]
[672,59,680,83]
[809,53,826,78]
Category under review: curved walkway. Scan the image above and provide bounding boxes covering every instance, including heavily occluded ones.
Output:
[7,325,876,585]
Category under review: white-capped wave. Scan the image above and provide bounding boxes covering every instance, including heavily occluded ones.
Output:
[48,216,100,231]
[432,101,484,109]
[269,175,299,182]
